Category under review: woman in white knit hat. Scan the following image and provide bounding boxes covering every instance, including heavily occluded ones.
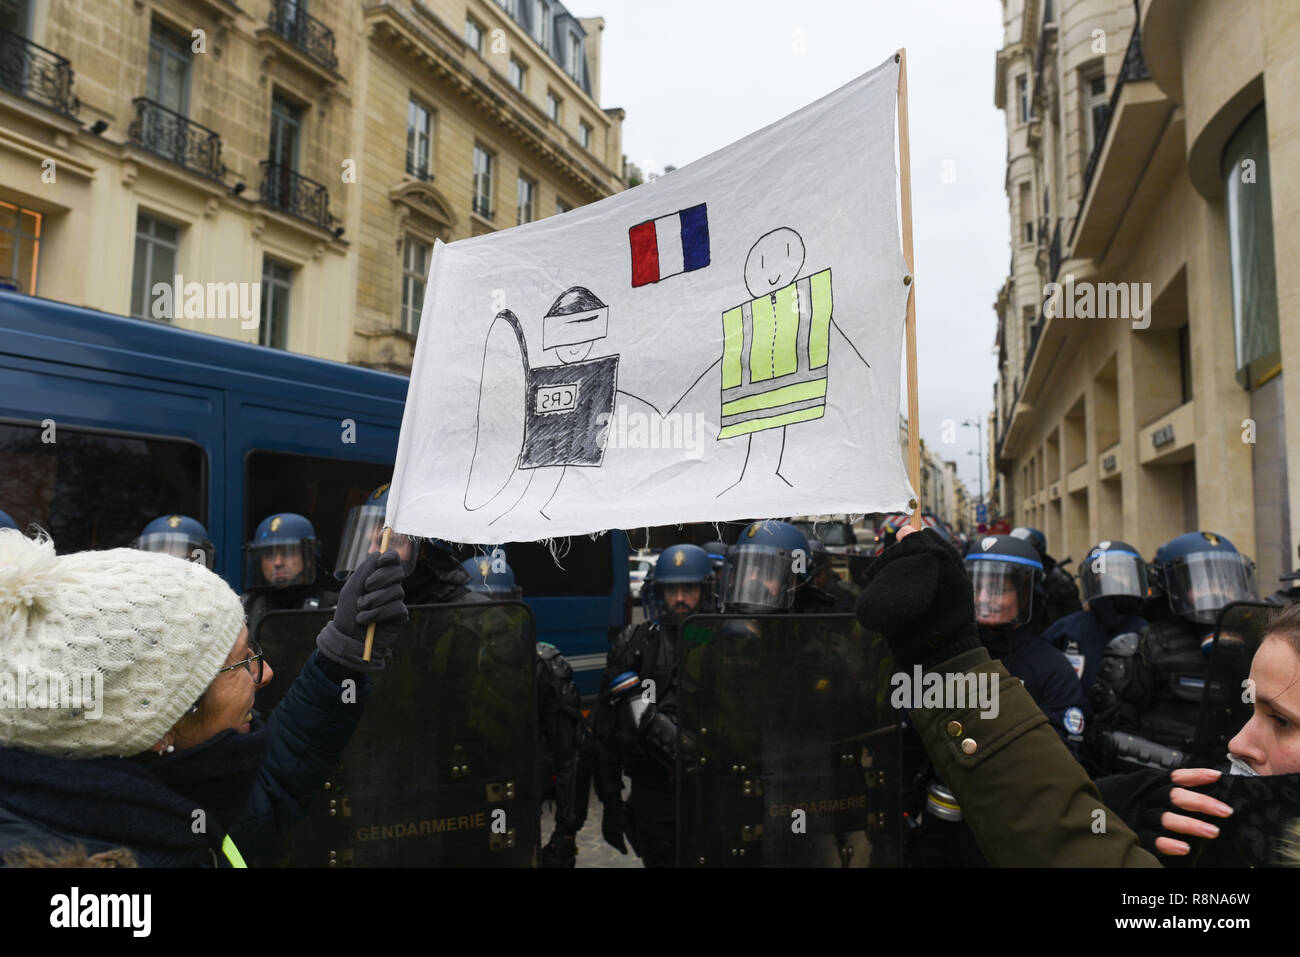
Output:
[0,527,407,867]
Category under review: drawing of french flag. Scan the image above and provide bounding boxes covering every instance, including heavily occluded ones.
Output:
[629,204,710,288]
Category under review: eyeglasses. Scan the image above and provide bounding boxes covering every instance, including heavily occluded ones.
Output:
[217,636,265,683]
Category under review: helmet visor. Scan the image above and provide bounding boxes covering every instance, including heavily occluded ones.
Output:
[1080,550,1148,604]
[965,559,1035,627]
[723,546,795,612]
[244,540,316,590]
[1165,552,1257,624]
[135,532,214,569]
[334,503,414,579]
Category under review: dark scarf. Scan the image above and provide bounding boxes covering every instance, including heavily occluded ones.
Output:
[0,721,268,864]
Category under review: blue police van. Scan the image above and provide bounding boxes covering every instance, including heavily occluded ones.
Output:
[0,291,627,694]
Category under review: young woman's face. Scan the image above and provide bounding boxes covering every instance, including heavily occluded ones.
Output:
[1228,636,1300,775]
[173,626,274,749]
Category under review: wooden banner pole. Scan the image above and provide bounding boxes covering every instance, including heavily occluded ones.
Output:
[361,526,392,663]
[896,48,923,532]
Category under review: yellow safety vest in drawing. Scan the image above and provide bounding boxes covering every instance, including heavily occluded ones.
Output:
[719,269,832,439]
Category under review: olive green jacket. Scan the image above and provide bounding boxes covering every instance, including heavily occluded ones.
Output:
[910,646,1161,867]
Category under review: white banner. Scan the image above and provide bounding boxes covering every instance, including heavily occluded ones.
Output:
[388,55,915,543]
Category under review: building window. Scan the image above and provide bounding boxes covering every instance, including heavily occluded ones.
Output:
[260,257,293,350]
[556,198,571,215]
[567,31,582,80]
[496,0,515,15]
[509,56,527,92]
[147,21,191,116]
[535,0,551,51]
[1023,304,1036,342]
[1222,105,1279,389]
[546,90,561,123]
[465,16,483,54]
[1016,74,1028,123]
[1178,323,1193,403]
[0,200,40,295]
[1084,71,1108,154]
[131,212,180,320]
[517,174,535,225]
[269,92,302,171]
[579,119,592,151]
[1019,181,1033,244]
[406,97,433,180]
[401,237,430,336]
[472,145,494,218]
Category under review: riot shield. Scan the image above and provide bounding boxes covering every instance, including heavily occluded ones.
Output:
[253,602,540,867]
[675,613,903,867]
[1189,601,1276,768]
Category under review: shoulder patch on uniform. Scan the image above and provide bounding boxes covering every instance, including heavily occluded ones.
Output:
[1064,706,1085,735]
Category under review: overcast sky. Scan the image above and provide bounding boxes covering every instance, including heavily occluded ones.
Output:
[586,0,1008,503]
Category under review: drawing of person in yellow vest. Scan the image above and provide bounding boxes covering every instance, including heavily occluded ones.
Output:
[668,227,871,495]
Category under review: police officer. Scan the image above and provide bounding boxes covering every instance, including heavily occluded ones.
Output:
[803,537,858,612]
[1010,526,1082,627]
[1043,540,1149,712]
[460,554,592,868]
[241,512,329,640]
[1089,531,1258,774]
[722,520,811,615]
[336,483,480,605]
[966,535,1088,752]
[133,514,215,569]
[0,509,16,531]
[595,543,714,867]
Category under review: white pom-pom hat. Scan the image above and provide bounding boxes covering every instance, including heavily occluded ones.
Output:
[0,528,245,757]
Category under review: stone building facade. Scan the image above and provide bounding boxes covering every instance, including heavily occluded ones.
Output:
[990,0,1299,589]
[0,0,625,371]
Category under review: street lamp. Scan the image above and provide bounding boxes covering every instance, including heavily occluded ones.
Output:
[962,418,985,521]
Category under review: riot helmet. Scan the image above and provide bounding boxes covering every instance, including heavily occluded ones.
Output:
[1010,526,1048,560]
[335,483,416,579]
[134,514,215,569]
[965,534,1042,629]
[1152,531,1256,626]
[0,509,16,531]
[652,544,715,624]
[1079,539,1147,618]
[722,520,810,614]
[244,512,317,591]
[461,551,523,599]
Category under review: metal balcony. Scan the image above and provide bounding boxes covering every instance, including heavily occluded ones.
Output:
[260,160,332,229]
[1080,22,1151,203]
[267,0,338,73]
[0,27,79,117]
[128,98,227,181]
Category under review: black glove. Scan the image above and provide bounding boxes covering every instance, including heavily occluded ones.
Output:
[540,827,577,868]
[316,549,409,672]
[854,528,980,671]
[601,799,628,854]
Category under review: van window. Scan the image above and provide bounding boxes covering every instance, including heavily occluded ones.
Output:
[243,450,394,571]
[0,421,206,552]
[449,536,615,596]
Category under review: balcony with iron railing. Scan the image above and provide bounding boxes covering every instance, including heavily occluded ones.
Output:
[260,160,332,229]
[128,98,226,181]
[0,27,79,117]
[267,0,338,74]
[1079,21,1151,211]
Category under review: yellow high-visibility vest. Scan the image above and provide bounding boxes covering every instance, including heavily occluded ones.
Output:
[719,269,832,439]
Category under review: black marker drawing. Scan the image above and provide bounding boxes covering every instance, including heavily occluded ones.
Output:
[665,227,871,496]
[465,285,659,524]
